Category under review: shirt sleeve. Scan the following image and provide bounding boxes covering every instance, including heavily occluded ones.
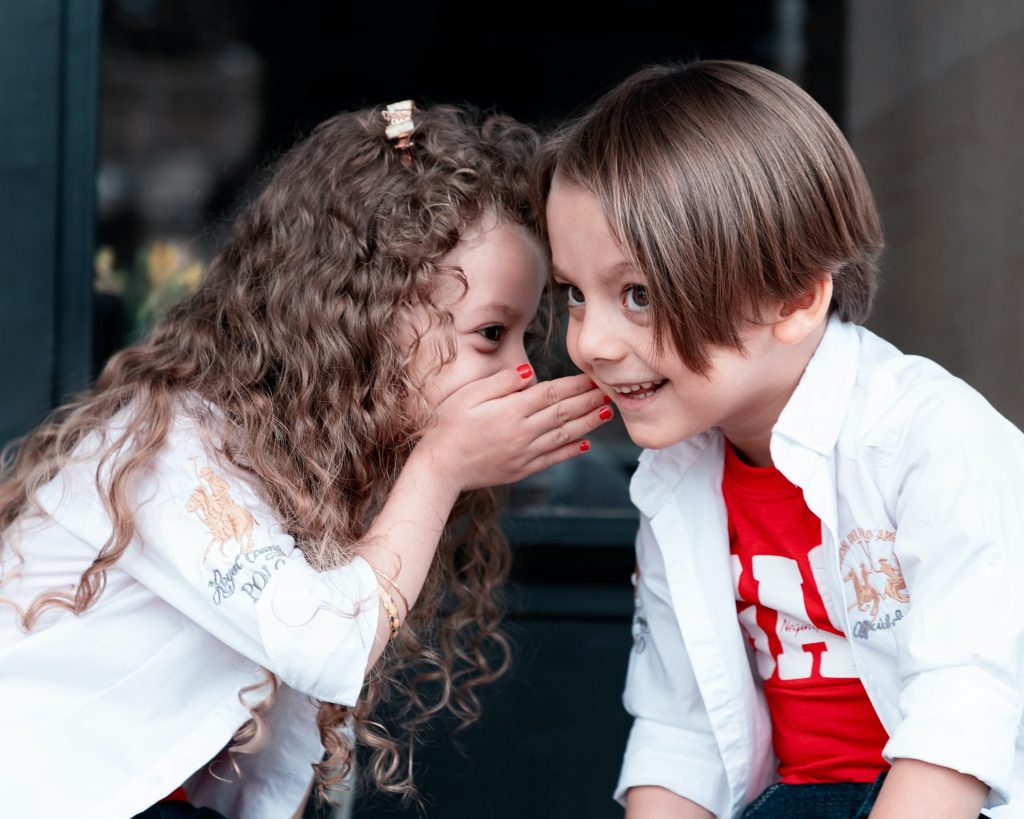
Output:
[614,516,731,816]
[880,383,1024,805]
[33,419,381,708]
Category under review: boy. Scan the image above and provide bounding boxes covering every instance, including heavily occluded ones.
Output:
[535,60,1023,818]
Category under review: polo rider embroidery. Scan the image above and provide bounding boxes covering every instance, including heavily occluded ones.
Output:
[185,464,257,562]
[839,528,908,626]
[876,558,909,604]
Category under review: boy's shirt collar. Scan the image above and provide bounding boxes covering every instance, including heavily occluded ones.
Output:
[771,314,861,456]
[630,430,716,517]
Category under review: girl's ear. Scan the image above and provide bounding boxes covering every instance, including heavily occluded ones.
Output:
[772,273,834,346]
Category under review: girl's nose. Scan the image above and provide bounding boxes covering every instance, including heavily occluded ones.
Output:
[498,337,531,375]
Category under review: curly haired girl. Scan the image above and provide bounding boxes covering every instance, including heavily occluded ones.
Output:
[0,102,613,818]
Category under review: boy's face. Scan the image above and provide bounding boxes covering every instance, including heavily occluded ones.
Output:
[546,175,791,454]
[411,219,546,409]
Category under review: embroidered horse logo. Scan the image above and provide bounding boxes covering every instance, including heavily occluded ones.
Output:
[876,557,910,603]
[845,563,882,620]
[840,528,909,625]
[185,465,257,563]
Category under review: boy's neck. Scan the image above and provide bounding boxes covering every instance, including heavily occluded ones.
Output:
[722,319,829,467]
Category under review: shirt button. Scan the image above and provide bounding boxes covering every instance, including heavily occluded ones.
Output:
[986,548,1002,566]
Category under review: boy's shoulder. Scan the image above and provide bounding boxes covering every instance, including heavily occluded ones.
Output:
[850,325,960,422]
[770,318,1005,461]
[843,324,1022,459]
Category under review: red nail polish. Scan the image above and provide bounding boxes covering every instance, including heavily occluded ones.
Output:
[602,394,613,404]
[579,440,591,452]
[517,364,533,379]
[599,406,613,421]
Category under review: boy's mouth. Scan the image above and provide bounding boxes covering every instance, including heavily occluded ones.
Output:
[609,379,666,400]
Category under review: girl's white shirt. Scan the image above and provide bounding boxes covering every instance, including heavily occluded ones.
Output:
[616,317,1024,819]
[0,407,380,818]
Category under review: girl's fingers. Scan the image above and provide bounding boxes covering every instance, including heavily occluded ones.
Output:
[528,403,613,456]
[519,435,596,476]
[515,373,599,416]
[526,383,611,432]
[437,363,537,411]
[442,369,601,417]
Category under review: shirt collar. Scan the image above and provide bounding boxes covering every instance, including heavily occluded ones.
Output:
[771,314,861,456]
[630,431,716,519]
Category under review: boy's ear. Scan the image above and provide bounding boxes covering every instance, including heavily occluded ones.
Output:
[772,274,833,345]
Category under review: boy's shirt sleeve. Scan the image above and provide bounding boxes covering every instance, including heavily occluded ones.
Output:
[33,420,380,708]
[615,515,731,816]
[881,383,1024,805]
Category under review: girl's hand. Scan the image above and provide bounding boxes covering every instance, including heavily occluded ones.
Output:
[362,365,611,660]
[417,365,613,492]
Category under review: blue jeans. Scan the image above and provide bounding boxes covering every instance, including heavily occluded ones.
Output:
[132,804,227,819]
[740,773,987,818]
[740,776,887,819]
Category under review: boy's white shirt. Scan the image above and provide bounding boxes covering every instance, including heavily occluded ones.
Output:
[616,316,1024,819]
[0,408,380,819]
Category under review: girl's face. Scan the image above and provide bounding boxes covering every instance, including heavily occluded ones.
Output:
[545,175,787,454]
[412,219,547,408]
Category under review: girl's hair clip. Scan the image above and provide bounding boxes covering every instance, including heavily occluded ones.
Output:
[382,99,416,166]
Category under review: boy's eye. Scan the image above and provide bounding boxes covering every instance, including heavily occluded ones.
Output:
[564,285,585,307]
[477,324,506,343]
[624,284,651,311]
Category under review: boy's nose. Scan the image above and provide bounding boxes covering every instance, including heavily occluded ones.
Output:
[572,309,622,367]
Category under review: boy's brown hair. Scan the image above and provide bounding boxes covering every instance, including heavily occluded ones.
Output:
[534,60,884,372]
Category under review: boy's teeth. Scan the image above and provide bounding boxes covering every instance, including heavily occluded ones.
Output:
[613,380,663,395]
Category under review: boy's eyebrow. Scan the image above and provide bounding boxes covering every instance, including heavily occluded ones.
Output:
[552,261,639,283]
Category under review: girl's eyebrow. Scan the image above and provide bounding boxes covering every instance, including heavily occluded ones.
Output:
[473,301,520,321]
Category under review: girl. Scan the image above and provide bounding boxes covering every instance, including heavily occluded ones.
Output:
[0,102,613,818]
[534,61,1021,818]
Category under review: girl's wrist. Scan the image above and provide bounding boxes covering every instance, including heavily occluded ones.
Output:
[404,443,465,507]
[407,438,467,499]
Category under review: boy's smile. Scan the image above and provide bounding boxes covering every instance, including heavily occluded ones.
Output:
[546,174,826,462]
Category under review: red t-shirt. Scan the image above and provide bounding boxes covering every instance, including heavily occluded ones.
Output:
[722,442,889,784]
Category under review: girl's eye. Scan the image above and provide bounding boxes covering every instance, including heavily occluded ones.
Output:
[624,284,651,311]
[564,285,585,307]
[477,324,506,343]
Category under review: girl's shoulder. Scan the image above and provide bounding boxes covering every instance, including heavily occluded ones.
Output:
[36,394,282,539]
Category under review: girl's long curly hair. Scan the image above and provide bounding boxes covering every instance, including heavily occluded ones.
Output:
[0,104,539,802]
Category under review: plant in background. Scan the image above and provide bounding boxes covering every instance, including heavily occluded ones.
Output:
[94,239,205,340]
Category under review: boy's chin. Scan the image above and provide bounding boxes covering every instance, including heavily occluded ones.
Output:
[621,419,697,451]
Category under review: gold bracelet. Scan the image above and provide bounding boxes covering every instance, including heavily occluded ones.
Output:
[378,586,401,641]
[371,567,411,617]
